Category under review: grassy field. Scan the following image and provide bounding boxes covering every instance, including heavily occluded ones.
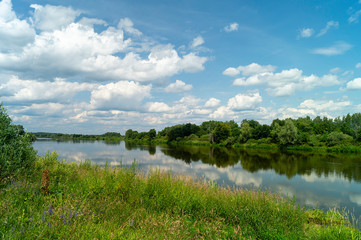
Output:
[1,152,360,239]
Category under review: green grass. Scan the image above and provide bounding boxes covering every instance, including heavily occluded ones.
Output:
[1,152,360,239]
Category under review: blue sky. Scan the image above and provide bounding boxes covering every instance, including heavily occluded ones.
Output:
[1,0,361,134]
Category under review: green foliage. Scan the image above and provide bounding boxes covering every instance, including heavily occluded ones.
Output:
[1,156,358,239]
[327,131,353,147]
[0,104,37,186]
[278,119,298,146]
[213,122,231,144]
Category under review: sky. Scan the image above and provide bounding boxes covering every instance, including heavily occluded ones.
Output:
[1,0,361,134]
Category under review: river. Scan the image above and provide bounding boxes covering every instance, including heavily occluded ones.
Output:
[33,139,361,217]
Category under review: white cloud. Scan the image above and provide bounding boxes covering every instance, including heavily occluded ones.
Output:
[224,22,239,32]
[227,91,262,111]
[222,67,240,77]
[330,67,341,74]
[179,52,207,73]
[231,66,340,97]
[223,63,276,77]
[164,80,192,93]
[16,103,66,117]
[299,28,314,38]
[348,10,361,23]
[356,63,361,68]
[90,81,151,110]
[78,17,107,27]
[346,78,361,90]
[237,63,276,76]
[299,99,351,112]
[30,4,81,31]
[191,35,204,48]
[312,41,352,56]
[277,107,316,119]
[0,76,96,104]
[0,21,207,81]
[204,98,220,108]
[0,0,35,51]
[317,21,339,37]
[146,102,171,113]
[118,17,142,36]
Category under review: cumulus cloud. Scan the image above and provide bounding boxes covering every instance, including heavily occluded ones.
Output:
[346,78,361,90]
[229,64,340,97]
[299,99,351,112]
[30,4,81,31]
[356,63,361,68]
[224,22,239,32]
[317,21,339,37]
[223,63,276,77]
[204,98,220,108]
[0,76,96,104]
[312,41,352,56]
[0,0,35,51]
[190,35,204,48]
[90,81,151,110]
[299,28,314,38]
[164,80,192,93]
[227,91,262,111]
[145,102,171,112]
[0,2,208,83]
[16,103,67,117]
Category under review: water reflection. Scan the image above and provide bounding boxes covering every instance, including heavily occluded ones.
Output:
[160,145,361,183]
[33,140,361,216]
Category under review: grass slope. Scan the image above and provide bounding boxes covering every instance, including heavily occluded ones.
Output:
[1,152,360,239]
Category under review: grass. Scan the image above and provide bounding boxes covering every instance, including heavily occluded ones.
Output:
[1,152,360,239]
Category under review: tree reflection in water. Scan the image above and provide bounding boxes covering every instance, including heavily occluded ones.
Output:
[160,145,361,182]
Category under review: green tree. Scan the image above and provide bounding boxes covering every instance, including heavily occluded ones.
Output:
[278,119,298,146]
[239,121,253,143]
[213,123,231,144]
[0,104,37,186]
[148,129,156,141]
[326,131,353,146]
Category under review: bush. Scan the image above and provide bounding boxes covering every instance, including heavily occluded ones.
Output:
[0,104,37,186]
[326,131,353,147]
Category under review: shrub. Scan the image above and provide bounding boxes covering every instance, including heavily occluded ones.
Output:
[0,104,37,186]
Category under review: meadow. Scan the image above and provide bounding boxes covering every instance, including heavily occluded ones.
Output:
[1,151,360,239]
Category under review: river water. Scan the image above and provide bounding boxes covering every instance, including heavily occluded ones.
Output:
[33,139,361,216]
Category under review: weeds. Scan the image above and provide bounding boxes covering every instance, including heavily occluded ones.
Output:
[0,152,359,239]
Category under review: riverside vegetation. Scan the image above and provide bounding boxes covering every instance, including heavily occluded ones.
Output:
[1,104,361,239]
[35,113,361,153]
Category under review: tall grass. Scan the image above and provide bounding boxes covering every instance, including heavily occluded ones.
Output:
[1,151,360,239]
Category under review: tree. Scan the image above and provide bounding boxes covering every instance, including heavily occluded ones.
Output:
[326,131,353,146]
[278,119,298,146]
[239,121,253,143]
[148,129,156,141]
[213,123,231,144]
[0,104,37,186]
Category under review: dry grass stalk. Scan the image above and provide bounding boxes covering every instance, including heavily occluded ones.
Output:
[41,168,50,195]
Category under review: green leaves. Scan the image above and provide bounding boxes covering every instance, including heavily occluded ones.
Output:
[0,104,37,186]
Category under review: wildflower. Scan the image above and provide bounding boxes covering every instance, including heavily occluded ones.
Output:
[48,205,53,215]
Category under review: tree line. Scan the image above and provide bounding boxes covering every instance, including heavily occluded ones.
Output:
[124,113,361,148]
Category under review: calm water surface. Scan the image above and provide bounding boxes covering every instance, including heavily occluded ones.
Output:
[33,140,361,216]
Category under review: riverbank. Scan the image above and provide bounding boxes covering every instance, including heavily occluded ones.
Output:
[1,152,359,239]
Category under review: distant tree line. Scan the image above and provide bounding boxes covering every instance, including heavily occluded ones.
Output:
[124,113,361,148]
[35,113,361,149]
[34,132,122,141]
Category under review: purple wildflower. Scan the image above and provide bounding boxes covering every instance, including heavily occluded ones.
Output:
[48,205,53,215]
